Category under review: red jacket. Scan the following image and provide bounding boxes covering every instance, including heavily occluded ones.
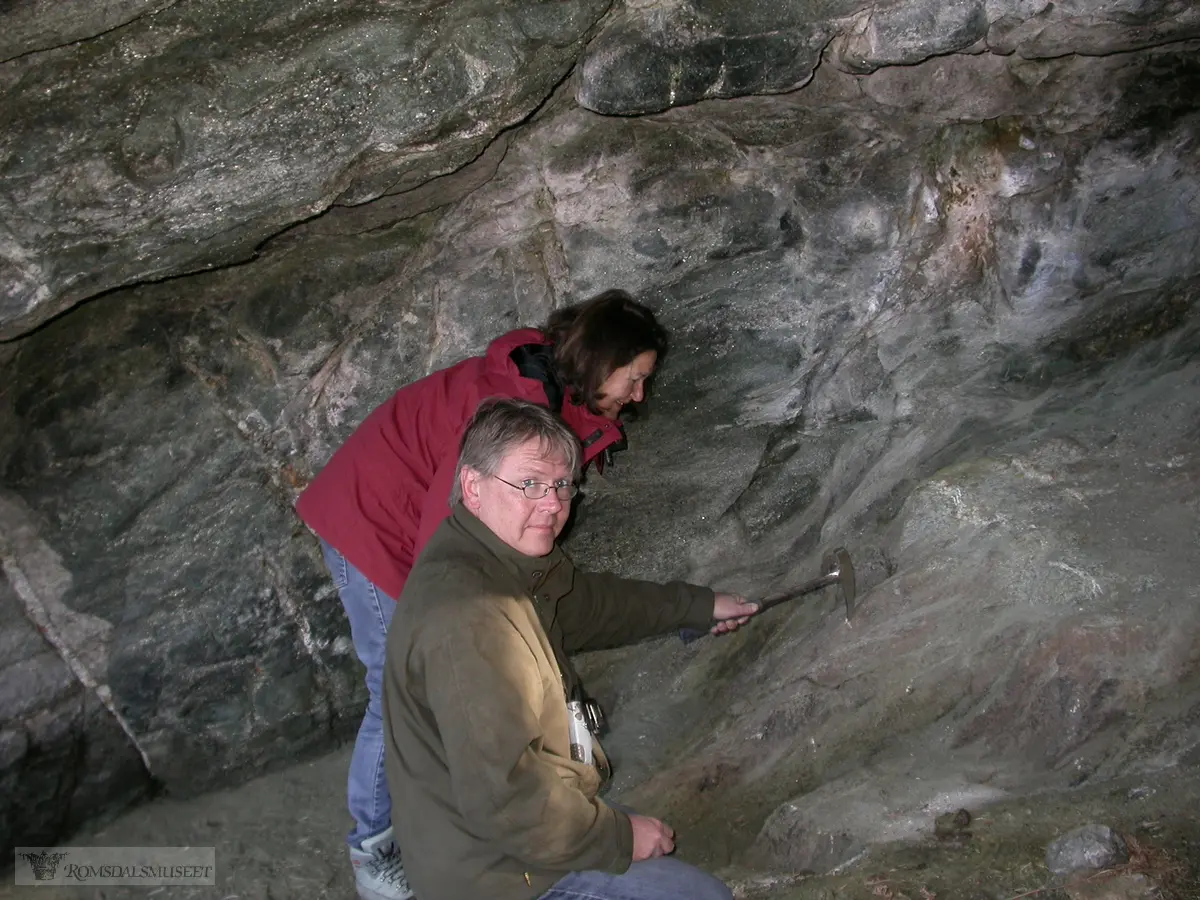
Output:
[295,329,625,599]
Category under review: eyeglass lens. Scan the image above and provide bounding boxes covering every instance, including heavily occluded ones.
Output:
[521,482,577,500]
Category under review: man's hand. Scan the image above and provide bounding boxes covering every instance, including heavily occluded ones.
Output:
[630,814,676,860]
[710,593,758,636]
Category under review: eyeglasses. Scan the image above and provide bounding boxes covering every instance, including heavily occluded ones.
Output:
[492,475,579,501]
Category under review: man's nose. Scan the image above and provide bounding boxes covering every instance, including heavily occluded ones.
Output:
[538,489,564,512]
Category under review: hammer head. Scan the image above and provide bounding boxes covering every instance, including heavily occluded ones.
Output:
[821,547,857,621]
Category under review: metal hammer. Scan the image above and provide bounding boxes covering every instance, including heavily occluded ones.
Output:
[681,546,857,643]
[756,547,856,623]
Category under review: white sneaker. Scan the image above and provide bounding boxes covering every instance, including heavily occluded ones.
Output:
[349,827,415,900]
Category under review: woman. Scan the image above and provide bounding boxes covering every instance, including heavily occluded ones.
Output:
[295,289,667,900]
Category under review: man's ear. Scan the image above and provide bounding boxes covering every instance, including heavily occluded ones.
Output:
[460,466,483,512]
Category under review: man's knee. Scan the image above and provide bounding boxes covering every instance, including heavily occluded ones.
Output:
[671,860,731,900]
[630,857,731,900]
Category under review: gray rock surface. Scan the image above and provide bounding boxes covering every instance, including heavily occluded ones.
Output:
[1,0,1199,885]
[0,291,373,858]
[0,0,174,63]
[576,0,842,115]
[571,310,1200,871]
[1046,823,1130,876]
[576,0,1200,114]
[0,0,611,338]
[0,553,151,856]
[5,0,1199,338]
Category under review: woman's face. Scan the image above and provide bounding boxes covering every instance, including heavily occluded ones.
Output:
[595,350,657,419]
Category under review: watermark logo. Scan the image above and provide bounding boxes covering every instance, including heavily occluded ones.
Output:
[18,850,68,882]
[14,847,216,886]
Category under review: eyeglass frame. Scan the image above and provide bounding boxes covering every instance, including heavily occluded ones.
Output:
[491,474,580,501]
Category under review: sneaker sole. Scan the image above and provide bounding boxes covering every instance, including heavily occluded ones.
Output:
[355,883,414,900]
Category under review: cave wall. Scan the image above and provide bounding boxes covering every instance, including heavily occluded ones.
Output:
[1,0,1199,866]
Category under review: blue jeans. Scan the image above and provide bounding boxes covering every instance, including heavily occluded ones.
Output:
[539,857,731,900]
[321,540,395,849]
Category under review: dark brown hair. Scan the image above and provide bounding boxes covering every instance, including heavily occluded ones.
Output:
[542,289,668,414]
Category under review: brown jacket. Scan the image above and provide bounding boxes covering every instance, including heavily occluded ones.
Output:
[382,505,714,900]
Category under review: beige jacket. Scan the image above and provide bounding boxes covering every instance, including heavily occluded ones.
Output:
[382,505,714,900]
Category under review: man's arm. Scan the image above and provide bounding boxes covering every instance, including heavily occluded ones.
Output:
[419,606,634,873]
[556,569,716,654]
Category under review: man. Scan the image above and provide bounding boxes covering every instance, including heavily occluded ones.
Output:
[382,397,757,900]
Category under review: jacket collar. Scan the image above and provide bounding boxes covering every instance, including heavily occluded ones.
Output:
[484,327,546,373]
[448,503,566,591]
[483,329,626,467]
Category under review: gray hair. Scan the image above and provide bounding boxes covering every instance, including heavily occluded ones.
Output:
[449,397,581,507]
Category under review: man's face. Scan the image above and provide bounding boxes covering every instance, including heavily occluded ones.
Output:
[461,438,572,557]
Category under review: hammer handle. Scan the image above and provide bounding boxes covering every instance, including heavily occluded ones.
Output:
[680,571,837,643]
[756,570,839,613]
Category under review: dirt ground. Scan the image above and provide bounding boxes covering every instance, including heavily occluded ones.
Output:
[4,745,1198,900]
[3,748,358,900]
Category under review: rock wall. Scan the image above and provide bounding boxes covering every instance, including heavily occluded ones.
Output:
[0,0,615,338]
[1,0,1198,869]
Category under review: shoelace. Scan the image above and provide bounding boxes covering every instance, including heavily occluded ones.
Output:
[367,851,411,891]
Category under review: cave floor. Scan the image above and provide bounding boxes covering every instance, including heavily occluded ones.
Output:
[3,749,1198,900]
[720,765,1200,900]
